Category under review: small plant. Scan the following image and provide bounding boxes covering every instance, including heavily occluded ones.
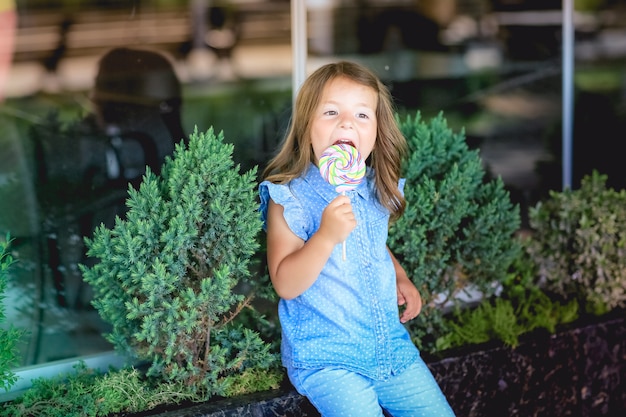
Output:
[0,233,23,393]
[2,362,104,417]
[433,233,579,352]
[525,171,626,315]
[88,367,194,415]
[435,287,579,351]
[1,362,187,417]
[80,127,281,400]
[436,298,524,350]
[388,112,522,350]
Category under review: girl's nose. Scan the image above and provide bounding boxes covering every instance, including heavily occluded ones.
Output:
[339,117,353,129]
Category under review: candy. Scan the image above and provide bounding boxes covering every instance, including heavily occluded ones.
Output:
[318,143,366,193]
[318,143,365,261]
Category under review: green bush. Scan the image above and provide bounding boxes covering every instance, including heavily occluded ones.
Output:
[0,234,23,391]
[526,171,626,314]
[80,127,281,398]
[388,112,522,349]
[436,170,626,352]
[0,234,23,393]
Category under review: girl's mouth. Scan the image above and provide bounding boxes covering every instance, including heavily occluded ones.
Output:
[333,140,355,148]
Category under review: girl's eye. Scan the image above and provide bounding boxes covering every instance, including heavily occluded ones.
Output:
[324,110,337,116]
[357,113,369,119]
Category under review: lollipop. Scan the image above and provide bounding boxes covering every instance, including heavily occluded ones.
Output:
[318,143,366,260]
[318,143,366,193]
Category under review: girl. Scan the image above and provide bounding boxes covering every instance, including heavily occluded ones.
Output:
[259,61,455,417]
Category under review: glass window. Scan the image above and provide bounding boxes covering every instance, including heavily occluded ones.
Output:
[305,0,626,218]
[1,0,294,374]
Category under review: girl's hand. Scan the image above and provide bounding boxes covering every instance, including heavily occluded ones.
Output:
[387,247,422,323]
[317,194,356,245]
[397,275,422,323]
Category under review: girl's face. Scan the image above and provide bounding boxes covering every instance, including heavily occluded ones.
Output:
[310,76,378,164]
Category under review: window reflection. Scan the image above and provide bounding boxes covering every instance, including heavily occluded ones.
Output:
[27,46,187,365]
[1,0,294,368]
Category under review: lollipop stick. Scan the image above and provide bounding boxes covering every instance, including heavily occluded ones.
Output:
[342,190,347,261]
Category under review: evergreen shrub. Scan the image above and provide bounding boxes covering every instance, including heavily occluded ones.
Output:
[80,127,281,398]
[526,171,626,314]
[0,234,23,393]
[388,112,522,349]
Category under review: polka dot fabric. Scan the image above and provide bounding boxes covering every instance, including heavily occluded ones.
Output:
[259,163,456,416]
[289,360,456,417]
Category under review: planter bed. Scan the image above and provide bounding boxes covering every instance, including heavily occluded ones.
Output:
[138,313,625,417]
[430,311,625,416]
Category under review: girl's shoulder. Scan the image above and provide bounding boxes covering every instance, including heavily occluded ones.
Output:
[258,177,305,217]
[258,179,311,240]
[259,179,291,207]
[258,175,310,211]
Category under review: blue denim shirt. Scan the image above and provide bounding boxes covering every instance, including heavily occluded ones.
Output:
[259,163,419,381]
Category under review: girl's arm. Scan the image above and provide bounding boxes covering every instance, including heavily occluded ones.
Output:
[388,247,422,323]
[266,195,355,300]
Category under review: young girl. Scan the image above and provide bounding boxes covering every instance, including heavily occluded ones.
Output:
[259,61,455,417]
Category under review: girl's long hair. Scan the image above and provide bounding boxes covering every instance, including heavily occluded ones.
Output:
[262,61,407,221]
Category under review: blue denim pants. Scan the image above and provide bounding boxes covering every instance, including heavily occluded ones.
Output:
[287,357,456,417]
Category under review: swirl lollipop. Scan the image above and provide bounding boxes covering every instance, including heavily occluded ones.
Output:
[318,143,366,260]
[318,143,366,193]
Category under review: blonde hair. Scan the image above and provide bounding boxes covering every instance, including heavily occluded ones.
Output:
[262,61,407,220]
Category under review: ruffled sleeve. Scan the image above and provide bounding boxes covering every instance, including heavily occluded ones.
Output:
[259,180,310,241]
[399,178,406,196]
